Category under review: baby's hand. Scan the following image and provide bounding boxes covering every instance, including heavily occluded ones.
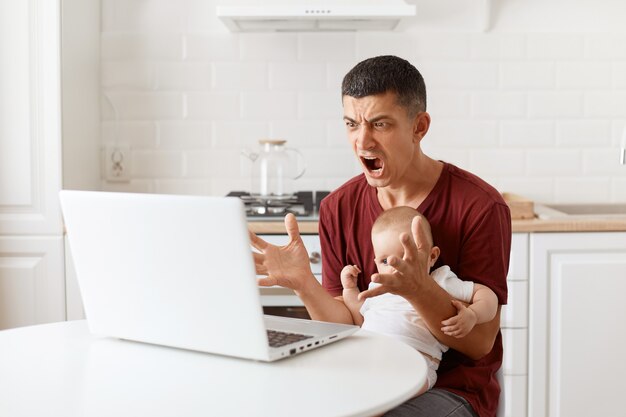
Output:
[440,299,477,338]
[340,265,361,289]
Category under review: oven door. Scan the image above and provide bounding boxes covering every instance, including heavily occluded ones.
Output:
[257,234,321,319]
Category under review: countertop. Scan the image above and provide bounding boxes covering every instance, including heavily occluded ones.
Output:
[249,216,626,234]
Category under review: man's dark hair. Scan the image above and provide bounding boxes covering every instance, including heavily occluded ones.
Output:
[341,55,426,116]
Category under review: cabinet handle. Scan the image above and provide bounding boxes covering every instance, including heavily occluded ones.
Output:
[309,251,321,264]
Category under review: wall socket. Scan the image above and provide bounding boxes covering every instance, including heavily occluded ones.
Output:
[104,144,131,182]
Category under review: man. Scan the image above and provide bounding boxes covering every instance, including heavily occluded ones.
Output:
[250,55,511,417]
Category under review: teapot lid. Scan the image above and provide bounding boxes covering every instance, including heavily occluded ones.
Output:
[259,139,287,145]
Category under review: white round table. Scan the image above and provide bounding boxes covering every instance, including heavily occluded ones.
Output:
[0,320,427,417]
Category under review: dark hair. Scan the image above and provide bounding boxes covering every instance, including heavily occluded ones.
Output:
[341,55,427,116]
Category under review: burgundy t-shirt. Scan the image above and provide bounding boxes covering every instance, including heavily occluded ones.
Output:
[318,162,511,417]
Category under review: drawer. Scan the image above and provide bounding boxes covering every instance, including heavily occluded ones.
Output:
[259,287,303,306]
[258,234,322,275]
[501,328,527,375]
[501,280,528,328]
[508,233,528,281]
[503,374,527,417]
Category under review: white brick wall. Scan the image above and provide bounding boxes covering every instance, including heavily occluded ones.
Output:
[100,0,626,203]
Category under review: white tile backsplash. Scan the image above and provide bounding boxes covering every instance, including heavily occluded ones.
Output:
[427,91,471,119]
[154,63,212,91]
[212,62,267,91]
[500,121,555,147]
[133,150,184,178]
[498,178,554,204]
[526,150,582,177]
[183,35,239,62]
[612,178,626,201]
[269,120,328,149]
[499,62,555,90]
[470,150,526,176]
[527,34,584,61]
[611,121,626,146]
[240,34,298,61]
[185,92,239,120]
[557,121,612,147]
[585,35,626,61]
[355,33,419,62]
[183,150,211,178]
[470,92,527,119]
[297,92,343,120]
[102,61,155,90]
[100,0,626,202]
[102,0,187,33]
[420,62,499,90]
[269,63,327,91]
[584,149,626,175]
[613,63,626,89]
[158,122,210,149]
[555,177,611,202]
[101,33,183,61]
[241,92,298,121]
[470,34,526,61]
[528,92,584,118]
[102,121,157,148]
[298,33,356,62]
[427,120,499,148]
[103,92,184,120]
[556,62,612,90]
[212,121,270,148]
[413,34,471,61]
[584,92,626,118]
[155,179,211,196]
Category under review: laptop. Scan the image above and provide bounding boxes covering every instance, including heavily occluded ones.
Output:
[59,190,358,361]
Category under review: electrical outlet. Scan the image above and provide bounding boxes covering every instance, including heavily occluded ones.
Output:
[104,144,131,182]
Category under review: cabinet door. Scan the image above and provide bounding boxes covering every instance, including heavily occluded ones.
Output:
[0,0,63,236]
[0,237,65,330]
[502,233,529,417]
[529,232,626,417]
[0,1,65,329]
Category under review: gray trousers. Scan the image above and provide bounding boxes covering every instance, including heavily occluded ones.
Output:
[382,389,478,417]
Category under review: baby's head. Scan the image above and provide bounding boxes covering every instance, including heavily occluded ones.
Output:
[371,206,440,274]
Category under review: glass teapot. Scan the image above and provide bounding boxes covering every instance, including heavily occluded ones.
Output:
[241,139,306,199]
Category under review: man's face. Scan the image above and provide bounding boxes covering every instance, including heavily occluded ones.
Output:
[342,91,421,189]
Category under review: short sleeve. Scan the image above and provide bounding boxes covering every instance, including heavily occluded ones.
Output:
[432,266,474,303]
[319,199,344,297]
[457,202,511,305]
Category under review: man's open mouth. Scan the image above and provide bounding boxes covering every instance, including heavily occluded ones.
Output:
[361,156,383,175]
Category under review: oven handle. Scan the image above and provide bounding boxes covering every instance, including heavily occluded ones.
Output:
[309,251,321,264]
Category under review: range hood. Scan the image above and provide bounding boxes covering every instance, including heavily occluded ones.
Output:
[216,0,416,32]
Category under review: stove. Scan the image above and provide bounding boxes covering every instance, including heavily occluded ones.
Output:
[227,191,329,220]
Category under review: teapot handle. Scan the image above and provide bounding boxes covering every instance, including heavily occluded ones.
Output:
[286,147,306,180]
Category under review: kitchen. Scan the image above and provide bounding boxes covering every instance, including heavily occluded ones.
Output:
[1,1,626,417]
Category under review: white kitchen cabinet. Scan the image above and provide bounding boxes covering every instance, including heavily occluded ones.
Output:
[504,375,528,417]
[0,237,65,329]
[529,232,626,417]
[501,233,529,417]
[0,0,65,330]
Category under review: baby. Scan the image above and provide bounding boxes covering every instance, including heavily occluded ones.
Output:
[341,206,498,394]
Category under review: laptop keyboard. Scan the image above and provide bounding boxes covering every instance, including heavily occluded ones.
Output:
[267,329,313,348]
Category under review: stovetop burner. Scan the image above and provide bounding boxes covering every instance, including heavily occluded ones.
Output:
[227,191,329,219]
